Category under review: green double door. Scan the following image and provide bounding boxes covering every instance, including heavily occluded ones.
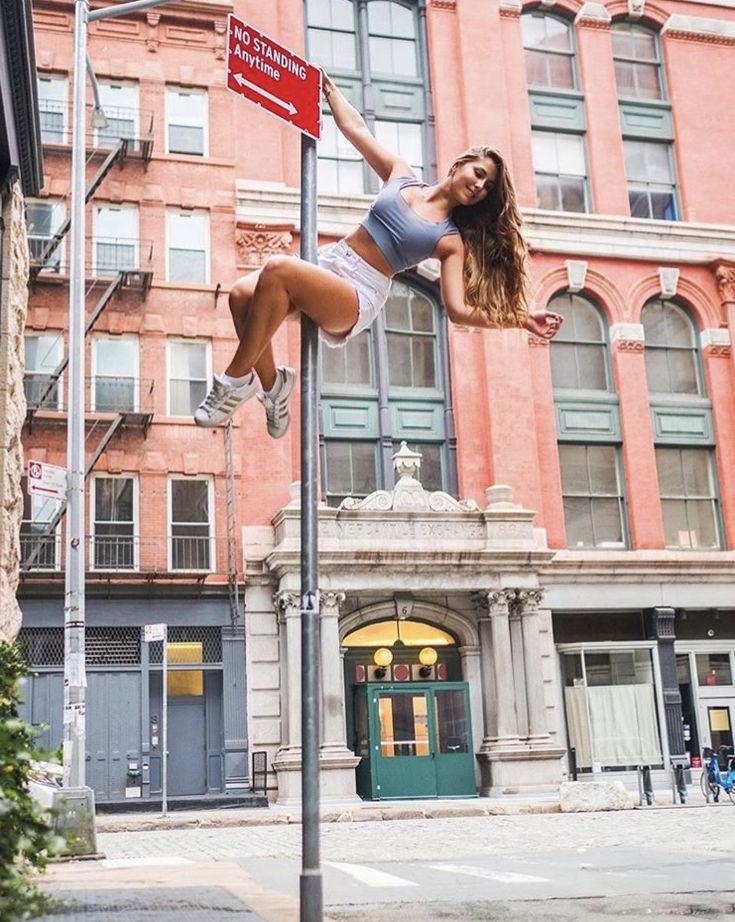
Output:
[356,683,476,800]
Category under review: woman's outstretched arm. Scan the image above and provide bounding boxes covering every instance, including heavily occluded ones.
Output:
[322,72,411,182]
[439,242,562,339]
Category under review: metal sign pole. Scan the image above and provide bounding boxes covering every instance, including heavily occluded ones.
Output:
[162,625,168,817]
[63,0,89,791]
[299,133,322,922]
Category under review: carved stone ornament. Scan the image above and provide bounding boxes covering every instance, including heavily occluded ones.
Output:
[214,19,227,60]
[473,589,517,616]
[274,590,300,617]
[715,264,735,304]
[429,0,457,9]
[236,222,295,268]
[628,0,644,18]
[513,588,545,614]
[146,11,160,53]
[339,441,479,513]
[319,591,346,612]
[615,340,645,352]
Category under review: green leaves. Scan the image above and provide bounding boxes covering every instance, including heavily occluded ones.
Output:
[0,642,62,922]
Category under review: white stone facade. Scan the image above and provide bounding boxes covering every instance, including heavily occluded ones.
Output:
[0,181,29,642]
[244,446,565,803]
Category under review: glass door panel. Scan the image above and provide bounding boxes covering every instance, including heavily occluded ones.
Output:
[707,705,734,765]
[433,687,476,796]
[371,690,437,798]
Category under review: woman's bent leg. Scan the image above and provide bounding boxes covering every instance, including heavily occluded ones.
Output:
[228,270,277,391]
[224,255,359,377]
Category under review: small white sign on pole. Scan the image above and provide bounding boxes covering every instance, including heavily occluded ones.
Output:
[27,460,67,500]
[143,623,166,643]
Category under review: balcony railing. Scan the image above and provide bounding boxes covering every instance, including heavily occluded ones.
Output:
[24,375,155,417]
[19,534,223,577]
[39,102,154,161]
[29,236,154,289]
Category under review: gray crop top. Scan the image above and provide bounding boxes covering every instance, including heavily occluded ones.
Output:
[360,176,460,273]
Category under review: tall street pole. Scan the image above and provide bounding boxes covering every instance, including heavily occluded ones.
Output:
[299,131,322,922]
[63,0,89,790]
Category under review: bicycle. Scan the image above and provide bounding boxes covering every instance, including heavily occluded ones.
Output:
[700,745,735,804]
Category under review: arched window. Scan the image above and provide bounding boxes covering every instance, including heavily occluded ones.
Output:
[306,0,427,192]
[522,13,588,213]
[611,22,663,100]
[521,13,577,90]
[550,293,627,549]
[320,279,451,505]
[641,299,722,549]
[549,293,610,391]
[641,299,701,395]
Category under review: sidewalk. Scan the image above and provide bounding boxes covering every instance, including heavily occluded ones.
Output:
[94,784,705,834]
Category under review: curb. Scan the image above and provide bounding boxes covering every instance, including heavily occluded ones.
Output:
[95,800,561,833]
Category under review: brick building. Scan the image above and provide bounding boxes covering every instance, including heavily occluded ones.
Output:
[18,0,735,804]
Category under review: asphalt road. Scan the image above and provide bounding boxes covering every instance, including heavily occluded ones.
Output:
[34,805,735,921]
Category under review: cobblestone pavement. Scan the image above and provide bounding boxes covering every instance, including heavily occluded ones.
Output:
[97,804,735,864]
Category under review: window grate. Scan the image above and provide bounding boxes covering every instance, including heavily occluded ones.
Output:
[17,627,142,666]
[148,626,222,664]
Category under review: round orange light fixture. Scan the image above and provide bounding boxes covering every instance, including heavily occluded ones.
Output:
[373,647,393,667]
[418,647,438,667]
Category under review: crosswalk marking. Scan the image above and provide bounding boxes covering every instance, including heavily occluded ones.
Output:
[325,861,419,888]
[428,863,550,883]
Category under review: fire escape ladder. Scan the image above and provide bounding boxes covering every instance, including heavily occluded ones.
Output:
[31,139,128,276]
[224,422,243,623]
[20,415,125,571]
[26,273,124,426]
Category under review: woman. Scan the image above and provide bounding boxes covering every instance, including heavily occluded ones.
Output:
[194,72,563,433]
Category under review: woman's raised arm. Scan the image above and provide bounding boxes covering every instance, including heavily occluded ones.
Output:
[322,72,411,183]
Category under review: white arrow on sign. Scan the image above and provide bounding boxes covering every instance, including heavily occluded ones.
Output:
[231,72,298,116]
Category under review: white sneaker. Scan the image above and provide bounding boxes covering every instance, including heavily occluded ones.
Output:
[258,366,296,438]
[194,373,258,427]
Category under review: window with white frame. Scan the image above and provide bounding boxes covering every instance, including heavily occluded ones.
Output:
[20,481,61,570]
[168,338,210,416]
[624,140,677,221]
[36,74,67,144]
[95,81,139,150]
[559,444,627,549]
[24,332,63,410]
[166,87,208,156]
[320,278,449,505]
[166,210,209,284]
[307,0,427,194]
[93,203,139,276]
[92,476,136,570]
[92,334,138,412]
[521,12,577,90]
[169,478,213,571]
[550,293,610,392]
[656,448,721,550]
[642,299,702,396]
[532,130,587,213]
[613,22,679,221]
[612,22,663,100]
[26,200,65,271]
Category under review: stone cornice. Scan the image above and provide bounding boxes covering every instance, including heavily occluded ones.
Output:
[662,13,735,45]
[237,182,735,266]
[543,549,735,582]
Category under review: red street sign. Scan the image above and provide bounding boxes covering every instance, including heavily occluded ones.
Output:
[226,14,322,141]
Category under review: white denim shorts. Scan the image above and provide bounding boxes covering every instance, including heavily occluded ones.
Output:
[317,240,392,348]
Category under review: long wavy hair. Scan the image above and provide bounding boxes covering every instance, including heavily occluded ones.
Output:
[450,146,528,328]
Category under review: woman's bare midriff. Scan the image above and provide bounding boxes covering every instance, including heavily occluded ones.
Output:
[342,226,395,279]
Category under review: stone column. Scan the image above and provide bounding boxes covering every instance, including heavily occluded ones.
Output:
[221,623,248,789]
[509,601,529,739]
[272,591,302,803]
[476,608,497,742]
[319,591,360,801]
[516,590,554,746]
[488,590,521,745]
